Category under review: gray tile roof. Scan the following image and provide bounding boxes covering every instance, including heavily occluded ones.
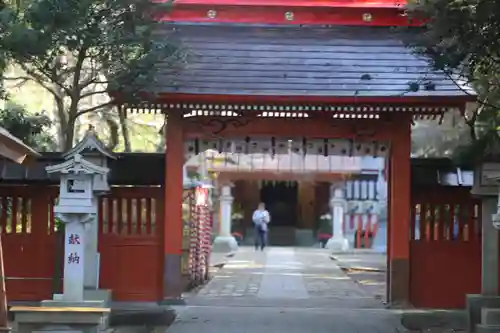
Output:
[155,23,473,98]
[0,153,167,185]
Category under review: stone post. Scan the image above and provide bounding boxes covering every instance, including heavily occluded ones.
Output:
[84,197,99,290]
[212,184,238,253]
[483,197,498,295]
[326,185,349,252]
[62,218,87,302]
[372,168,388,253]
[219,185,232,237]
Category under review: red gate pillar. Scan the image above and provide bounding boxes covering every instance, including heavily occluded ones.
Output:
[388,114,411,305]
[162,110,185,303]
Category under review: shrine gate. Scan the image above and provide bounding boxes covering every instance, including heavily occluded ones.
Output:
[0,0,479,308]
[135,0,477,305]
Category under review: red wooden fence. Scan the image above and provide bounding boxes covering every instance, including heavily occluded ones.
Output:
[410,186,481,308]
[0,186,57,301]
[98,186,163,301]
[0,185,164,302]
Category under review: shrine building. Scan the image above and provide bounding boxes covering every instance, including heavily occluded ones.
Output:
[185,149,386,247]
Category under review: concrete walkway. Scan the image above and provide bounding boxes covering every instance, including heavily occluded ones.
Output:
[332,252,387,272]
[332,252,387,301]
[166,247,408,333]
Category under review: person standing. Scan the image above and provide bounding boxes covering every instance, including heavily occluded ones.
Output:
[252,202,271,251]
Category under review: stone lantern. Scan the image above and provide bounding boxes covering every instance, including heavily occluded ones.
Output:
[467,161,500,330]
[45,153,110,306]
[325,186,349,252]
[43,128,115,307]
[13,153,110,333]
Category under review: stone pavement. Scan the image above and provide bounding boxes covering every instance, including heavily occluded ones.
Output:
[332,252,387,302]
[332,252,387,272]
[166,247,409,332]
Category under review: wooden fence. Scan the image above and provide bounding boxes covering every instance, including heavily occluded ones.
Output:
[1,185,164,302]
[410,186,481,308]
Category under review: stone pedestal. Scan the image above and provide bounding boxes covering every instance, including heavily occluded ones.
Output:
[11,306,109,333]
[326,186,349,252]
[212,236,238,253]
[213,185,238,253]
[48,290,111,307]
[467,294,500,333]
[44,214,109,308]
[37,215,108,329]
[325,237,349,252]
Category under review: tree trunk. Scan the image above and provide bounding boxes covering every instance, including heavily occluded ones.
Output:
[118,107,131,152]
[63,120,76,151]
[55,98,67,150]
[156,121,166,152]
[105,116,119,150]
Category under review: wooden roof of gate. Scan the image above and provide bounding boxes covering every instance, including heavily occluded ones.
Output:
[151,23,474,103]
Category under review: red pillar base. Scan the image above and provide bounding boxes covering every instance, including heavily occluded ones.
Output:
[162,254,186,304]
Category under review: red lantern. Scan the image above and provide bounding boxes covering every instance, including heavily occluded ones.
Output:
[195,187,208,206]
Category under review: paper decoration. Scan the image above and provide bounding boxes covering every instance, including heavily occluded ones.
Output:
[183,138,390,173]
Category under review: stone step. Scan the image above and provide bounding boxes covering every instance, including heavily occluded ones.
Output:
[476,324,500,333]
[243,226,297,246]
[482,308,500,326]
[268,227,296,246]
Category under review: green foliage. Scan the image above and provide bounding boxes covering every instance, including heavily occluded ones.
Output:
[317,215,332,234]
[407,0,500,80]
[0,0,182,150]
[407,0,500,162]
[53,216,64,232]
[0,101,55,150]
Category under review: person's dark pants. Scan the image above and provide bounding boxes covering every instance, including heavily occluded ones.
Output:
[254,226,267,251]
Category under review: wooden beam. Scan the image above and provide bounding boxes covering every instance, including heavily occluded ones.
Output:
[183,116,395,140]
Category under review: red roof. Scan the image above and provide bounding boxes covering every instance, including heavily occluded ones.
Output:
[171,0,406,8]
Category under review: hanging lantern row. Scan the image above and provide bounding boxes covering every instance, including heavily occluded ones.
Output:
[184,137,389,160]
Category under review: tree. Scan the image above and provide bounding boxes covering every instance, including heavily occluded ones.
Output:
[407,0,500,161]
[0,0,182,150]
[0,101,55,150]
[411,110,472,157]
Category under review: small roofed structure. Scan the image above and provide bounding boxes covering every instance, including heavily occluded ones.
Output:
[0,126,40,165]
[62,126,116,160]
[63,126,116,192]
